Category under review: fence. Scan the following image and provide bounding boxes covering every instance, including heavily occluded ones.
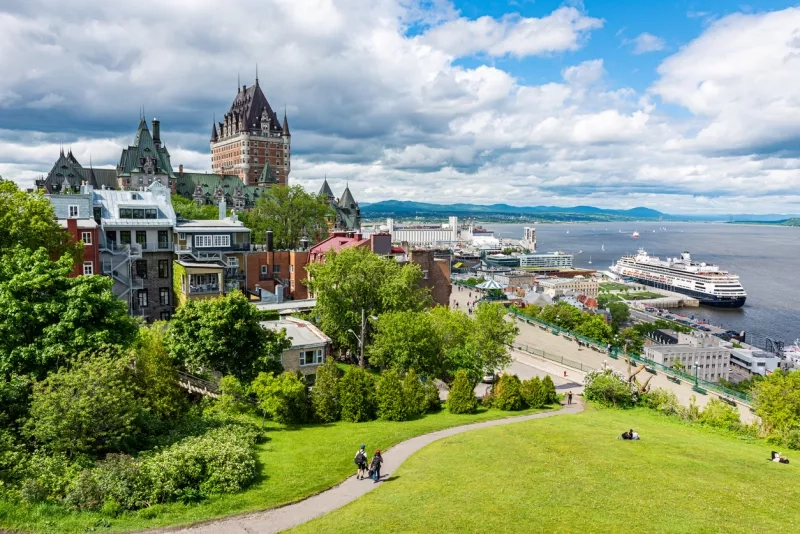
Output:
[507,307,752,406]
[513,343,597,373]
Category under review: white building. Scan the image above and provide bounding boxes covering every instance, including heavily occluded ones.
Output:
[729,348,779,376]
[522,227,537,252]
[519,251,573,269]
[537,277,599,299]
[644,332,730,382]
[382,217,497,248]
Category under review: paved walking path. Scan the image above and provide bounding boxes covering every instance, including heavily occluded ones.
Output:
[154,403,584,534]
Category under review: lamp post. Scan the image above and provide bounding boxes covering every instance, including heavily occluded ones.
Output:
[694,361,700,385]
[347,308,366,368]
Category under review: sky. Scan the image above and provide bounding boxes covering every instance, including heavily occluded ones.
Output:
[2,0,800,215]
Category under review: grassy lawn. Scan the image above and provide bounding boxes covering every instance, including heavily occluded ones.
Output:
[291,406,800,534]
[599,281,630,291]
[625,291,664,300]
[0,406,553,534]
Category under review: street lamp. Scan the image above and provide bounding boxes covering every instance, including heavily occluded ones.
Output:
[694,361,700,385]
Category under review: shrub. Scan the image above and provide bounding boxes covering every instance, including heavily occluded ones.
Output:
[19,450,82,504]
[447,370,478,414]
[24,356,143,456]
[213,375,250,415]
[402,369,427,417]
[376,370,408,421]
[583,368,635,408]
[312,357,341,423]
[132,324,187,420]
[541,375,559,404]
[493,374,524,411]
[250,371,311,424]
[521,377,547,408]
[644,388,680,416]
[339,367,376,422]
[699,398,742,431]
[423,380,441,413]
[481,389,495,408]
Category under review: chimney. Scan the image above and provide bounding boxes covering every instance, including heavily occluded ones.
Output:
[152,118,161,147]
[300,237,309,250]
[265,230,273,252]
[179,164,184,177]
[67,217,77,235]
[218,200,226,220]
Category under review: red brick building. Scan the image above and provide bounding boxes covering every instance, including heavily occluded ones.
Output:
[210,78,291,186]
[245,250,309,300]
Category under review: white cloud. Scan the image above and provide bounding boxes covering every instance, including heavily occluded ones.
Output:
[624,32,666,54]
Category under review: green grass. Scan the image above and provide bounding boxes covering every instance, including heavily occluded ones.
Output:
[291,406,800,534]
[0,407,552,534]
[599,281,630,291]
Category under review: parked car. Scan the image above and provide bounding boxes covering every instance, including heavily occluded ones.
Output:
[482,372,496,384]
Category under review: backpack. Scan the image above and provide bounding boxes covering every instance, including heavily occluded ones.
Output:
[354,450,365,465]
[371,455,381,468]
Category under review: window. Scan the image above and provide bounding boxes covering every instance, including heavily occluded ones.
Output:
[300,349,324,366]
[158,260,169,278]
[120,231,131,245]
[81,231,92,245]
[68,205,79,218]
[178,232,186,241]
[423,270,429,280]
[136,231,147,249]
[158,230,169,249]
[289,264,294,274]
[106,230,117,246]
[145,208,157,219]
[83,262,93,275]
[273,265,280,273]
[159,287,169,306]
[195,235,213,247]
[93,206,102,223]
[135,260,148,279]
[137,289,148,308]
[261,265,268,275]
[160,311,171,321]
[213,235,230,247]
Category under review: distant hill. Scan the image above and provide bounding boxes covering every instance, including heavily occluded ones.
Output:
[360,200,666,219]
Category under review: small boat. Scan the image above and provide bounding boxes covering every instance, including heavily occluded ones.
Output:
[602,244,605,251]
[652,230,656,233]
[566,230,570,234]
[632,231,640,238]
[578,250,583,254]
[588,255,593,265]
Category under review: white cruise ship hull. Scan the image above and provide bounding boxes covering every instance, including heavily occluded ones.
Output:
[618,274,746,308]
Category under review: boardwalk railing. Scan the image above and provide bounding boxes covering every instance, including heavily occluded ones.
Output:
[513,343,597,373]
[508,307,752,406]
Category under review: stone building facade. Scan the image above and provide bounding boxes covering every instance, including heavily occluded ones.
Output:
[210,78,290,186]
[409,249,452,307]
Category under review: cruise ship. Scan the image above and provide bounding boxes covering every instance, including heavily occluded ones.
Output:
[610,249,747,308]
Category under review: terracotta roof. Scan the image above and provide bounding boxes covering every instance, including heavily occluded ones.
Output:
[309,235,368,256]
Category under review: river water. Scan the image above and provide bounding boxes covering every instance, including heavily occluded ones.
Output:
[484,222,800,346]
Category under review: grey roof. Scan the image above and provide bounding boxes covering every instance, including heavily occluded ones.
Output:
[176,218,251,233]
[260,317,330,348]
[176,261,223,269]
[319,178,334,198]
[227,80,284,135]
[211,121,218,142]
[282,111,290,136]
[46,193,94,219]
[339,185,357,209]
[117,118,174,177]
[93,181,176,227]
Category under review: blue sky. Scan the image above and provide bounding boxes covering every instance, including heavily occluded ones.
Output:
[1,0,800,214]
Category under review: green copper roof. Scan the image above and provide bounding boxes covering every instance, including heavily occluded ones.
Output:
[118,119,174,177]
[175,172,269,207]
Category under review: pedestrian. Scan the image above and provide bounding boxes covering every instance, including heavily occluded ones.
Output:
[354,444,368,479]
[567,391,573,405]
[370,449,383,483]
[563,370,567,378]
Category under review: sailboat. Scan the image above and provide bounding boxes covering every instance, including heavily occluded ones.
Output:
[566,230,570,234]
[632,231,640,238]
[588,255,592,265]
[601,244,605,252]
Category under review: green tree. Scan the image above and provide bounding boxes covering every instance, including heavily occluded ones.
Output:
[171,194,222,220]
[306,247,429,363]
[215,375,250,414]
[166,291,290,383]
[538,302,583,330]
[339,367,376,422]
[131,324,186,420]
[541,375,558,404]
[430,306,479,383]
[699,398,741,431]
[0,178,73,258]
[24,355,143,457]
[493,374,525,411]
[447,370,478,414]
[583,369,634,408]
[521,377,547,408]
[250,371,311,425]
[312,357,342,422]
[607,302,630,331]
[423,380,441,413]
[473,302,518,376]
[369,311,442,376]
[376,369,408,421]
[242,185,333,249]
[574,314,613,344]
[402,369,427,417]
[753,370,800,435]
[0,247,138,379]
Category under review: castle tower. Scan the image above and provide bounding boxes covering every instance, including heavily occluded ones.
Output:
[210,77,291,186]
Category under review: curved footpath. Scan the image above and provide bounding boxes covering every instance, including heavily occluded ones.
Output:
[154,402,584,534]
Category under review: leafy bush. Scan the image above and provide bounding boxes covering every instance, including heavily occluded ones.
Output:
[19,451,82,504]
[699,399,742,431]
[521,377,547,408]
[423,380,441,413]
[447,370,478,414]
[402,369,427,417]
[583,368,635,408]
[339,367,376,422]
[250,371,311,424]
[376,370,408,421]
[644,388,680,416]
[132,324,186,420]
[24,356,143,457]
[493,374,524,411]
[215,375,250,415]
[312,357,341,423]
[541,375,559,404]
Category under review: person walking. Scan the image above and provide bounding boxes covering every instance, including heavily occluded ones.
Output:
[354,444,368,479]
[370,449,383,483]
[563,370,567,378]
[567,391,573,405]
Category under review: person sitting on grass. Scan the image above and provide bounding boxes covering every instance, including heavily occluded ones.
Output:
[620,431,631,440]
[630,429,640,440]
[772,451,790,464]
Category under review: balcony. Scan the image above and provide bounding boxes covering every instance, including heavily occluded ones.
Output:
[189,284,221,295]
[231,243,251,251]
